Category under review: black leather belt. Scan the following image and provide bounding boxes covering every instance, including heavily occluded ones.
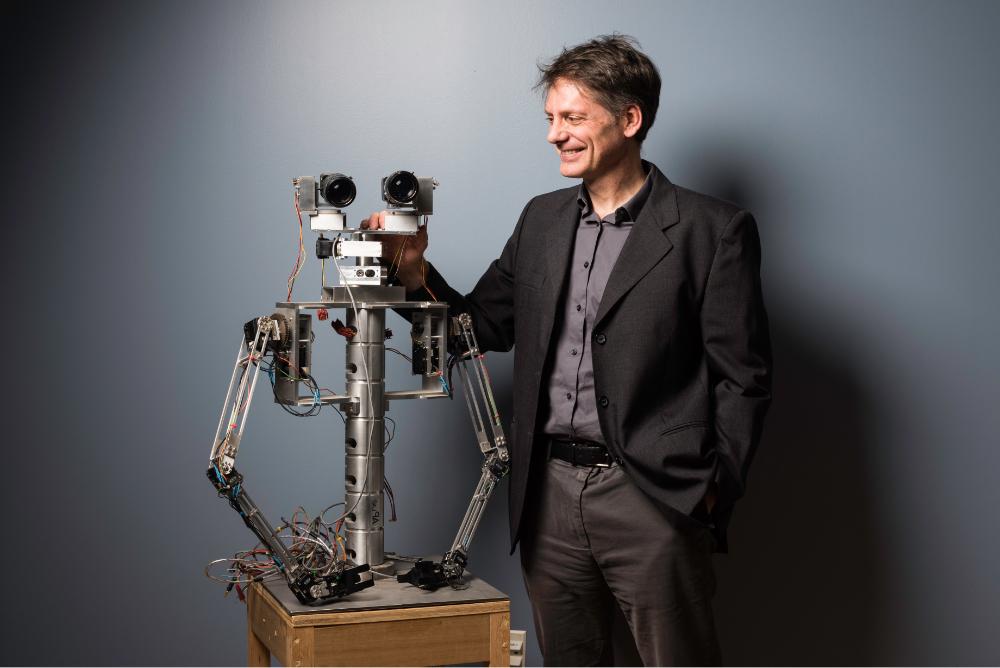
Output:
[547,436,613,467]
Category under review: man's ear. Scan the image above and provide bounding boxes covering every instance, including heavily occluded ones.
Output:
[621,104,643,139]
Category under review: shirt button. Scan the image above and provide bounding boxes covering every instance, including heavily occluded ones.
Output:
[595,333,607,345]
[571,349,578,356]
[599,396,609,408]
[583,261,590,268]
[576,304,582,312]
[566,393,572,400]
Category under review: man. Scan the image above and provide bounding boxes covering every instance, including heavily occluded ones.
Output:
[365,35,772,666]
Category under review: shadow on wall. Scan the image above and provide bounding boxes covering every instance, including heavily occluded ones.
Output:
[666,143,890,665]
[717,316,886,665]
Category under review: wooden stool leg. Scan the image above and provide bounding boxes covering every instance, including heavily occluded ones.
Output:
[489,611,510,667]
[247,589,270,667]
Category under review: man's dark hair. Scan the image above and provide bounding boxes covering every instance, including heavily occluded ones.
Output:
[536,34,661,144]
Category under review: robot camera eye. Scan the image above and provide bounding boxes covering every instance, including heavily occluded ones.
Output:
[382,171,419,207]
[319,173,356,208]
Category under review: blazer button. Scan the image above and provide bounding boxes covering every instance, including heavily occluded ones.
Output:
[598,396,609,408]
[595,333,607,345]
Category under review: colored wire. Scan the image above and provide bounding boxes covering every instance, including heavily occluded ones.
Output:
[389,236,408,282]
[420,259,439,302]
[260,353,322,417]
[205,500,352,595]
[286,189,307,301]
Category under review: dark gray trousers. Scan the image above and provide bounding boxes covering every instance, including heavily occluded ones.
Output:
[519,457,721,666]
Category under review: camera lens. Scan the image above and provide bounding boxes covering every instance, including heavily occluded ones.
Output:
[383,171,419,206]
[319,173,356,208]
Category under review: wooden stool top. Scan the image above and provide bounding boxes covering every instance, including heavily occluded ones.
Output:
[248,563,511,666]
[260,565,509,620]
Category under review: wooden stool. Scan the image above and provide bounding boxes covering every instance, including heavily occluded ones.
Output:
[247,570,511,667]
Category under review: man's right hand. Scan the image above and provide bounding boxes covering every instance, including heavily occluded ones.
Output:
[360,210,428,292]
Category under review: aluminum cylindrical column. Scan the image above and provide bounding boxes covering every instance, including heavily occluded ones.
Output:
[343,306,388,568]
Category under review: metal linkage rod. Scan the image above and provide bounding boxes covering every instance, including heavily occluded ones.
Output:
[456,313,507,454]
[210,318,275,474]
[448,461,500,557]
[456,360,491,454]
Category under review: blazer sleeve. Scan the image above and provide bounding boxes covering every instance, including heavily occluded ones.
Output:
[700,209,773,509]
[406,198,534,353]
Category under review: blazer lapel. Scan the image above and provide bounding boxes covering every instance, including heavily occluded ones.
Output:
[535,190,580,347]
[594,169,680,327]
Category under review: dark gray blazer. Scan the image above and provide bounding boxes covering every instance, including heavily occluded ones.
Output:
[412,164,772,552]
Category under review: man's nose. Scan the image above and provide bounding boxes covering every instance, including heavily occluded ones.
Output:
[547,120,566,145]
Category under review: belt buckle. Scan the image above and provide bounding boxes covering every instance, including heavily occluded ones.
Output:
[580,440,611,468]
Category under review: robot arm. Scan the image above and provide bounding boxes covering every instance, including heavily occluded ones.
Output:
[398,313,510,589]
[209,316,277,476]
[207,316,373,605]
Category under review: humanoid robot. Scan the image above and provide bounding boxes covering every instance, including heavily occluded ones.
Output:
[206,173,508,606]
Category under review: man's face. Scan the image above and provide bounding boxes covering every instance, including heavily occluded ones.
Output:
[545,78,632,181]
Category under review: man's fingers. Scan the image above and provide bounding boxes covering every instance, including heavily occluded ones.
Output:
[361,212,429,264]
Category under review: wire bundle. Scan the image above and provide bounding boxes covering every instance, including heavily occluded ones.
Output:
[258,351,322,417]
[205,502,347,600]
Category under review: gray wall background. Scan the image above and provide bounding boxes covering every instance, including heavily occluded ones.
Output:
[2,0,999,664]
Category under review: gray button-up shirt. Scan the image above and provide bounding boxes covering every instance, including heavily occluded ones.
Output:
[542,166,653,443]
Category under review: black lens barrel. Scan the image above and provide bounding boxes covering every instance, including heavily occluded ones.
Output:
[383,170,419,206]
[319,173,356,208]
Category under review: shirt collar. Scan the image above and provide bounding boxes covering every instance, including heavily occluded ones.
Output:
[577,160,654,225]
